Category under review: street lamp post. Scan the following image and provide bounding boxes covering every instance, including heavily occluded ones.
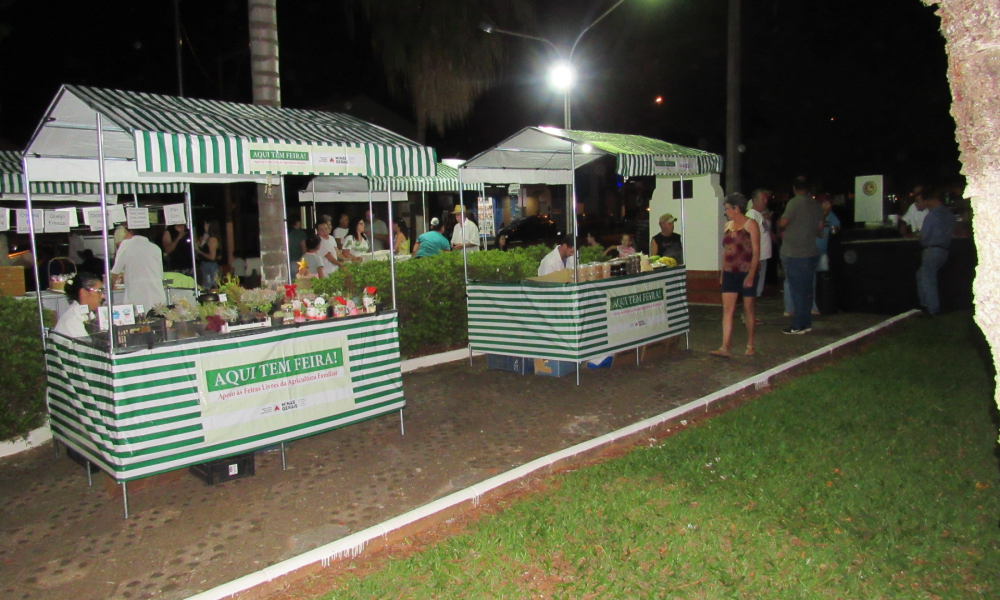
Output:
[480,0,627,129]
[482,0,629,238]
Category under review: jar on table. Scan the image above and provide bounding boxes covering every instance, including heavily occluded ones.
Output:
[601,262,612,279]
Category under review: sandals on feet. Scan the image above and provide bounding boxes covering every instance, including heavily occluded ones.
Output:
[709,349,731,358]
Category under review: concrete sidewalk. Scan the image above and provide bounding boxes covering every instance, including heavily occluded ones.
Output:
[0,298,891,600]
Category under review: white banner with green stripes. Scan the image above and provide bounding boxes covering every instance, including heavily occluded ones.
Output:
[45,313,404,482]
[467,268,689,361]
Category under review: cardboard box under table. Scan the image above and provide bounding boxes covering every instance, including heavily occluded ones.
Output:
[467,267,690,379]
[44,312,406,488]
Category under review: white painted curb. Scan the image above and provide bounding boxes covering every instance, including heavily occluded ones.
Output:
[0,423,52,460]
[185,310,919,600]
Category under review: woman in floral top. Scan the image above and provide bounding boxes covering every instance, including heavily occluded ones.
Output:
[710,193,760,358]
[603,233,637,258]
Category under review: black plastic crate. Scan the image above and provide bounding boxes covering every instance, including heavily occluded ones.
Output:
[189,452,255,485]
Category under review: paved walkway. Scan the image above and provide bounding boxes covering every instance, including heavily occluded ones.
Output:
[0,298,890,600]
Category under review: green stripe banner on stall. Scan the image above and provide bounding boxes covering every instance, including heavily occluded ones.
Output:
[467,268,689,362]
[46,313,405,482]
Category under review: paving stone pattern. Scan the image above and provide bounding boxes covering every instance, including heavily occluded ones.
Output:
[0,298,888,600]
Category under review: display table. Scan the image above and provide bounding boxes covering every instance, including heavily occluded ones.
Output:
[45,311,405,483]
[467,266,689,362]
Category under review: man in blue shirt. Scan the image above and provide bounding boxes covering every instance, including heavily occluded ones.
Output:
[917,190,956,316]
[412,218,452,259]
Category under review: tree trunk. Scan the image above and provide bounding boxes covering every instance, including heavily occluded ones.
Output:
[923,0,1000,418]
[248,0,288,283]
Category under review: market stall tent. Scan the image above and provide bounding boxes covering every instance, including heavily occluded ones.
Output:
[19,85,436,512]
[459,126,725,279]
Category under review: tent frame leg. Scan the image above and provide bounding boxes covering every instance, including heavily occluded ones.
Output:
[399,409,405,436]
[121,482,129,519]
[280,442,287,471]
[86,461,92,487]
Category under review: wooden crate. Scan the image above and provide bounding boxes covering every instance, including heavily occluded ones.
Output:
[0,266,25,297]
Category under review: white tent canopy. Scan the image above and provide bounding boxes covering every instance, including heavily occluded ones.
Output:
[458,126,723,185]
[299,177,407,203]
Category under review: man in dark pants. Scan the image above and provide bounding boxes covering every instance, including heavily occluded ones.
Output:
[778,176,824,334]
[916,190,956,316]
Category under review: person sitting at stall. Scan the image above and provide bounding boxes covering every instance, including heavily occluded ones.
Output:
[316,222,344,274]
[300,234,324,278]
[412,218,451,259]
[110,225,167,311]
[53,272,104,338]
[603,233,637,258]
[342,218,371,262]
[538,235,576,277]
[393,219,410,255]
[650,213,683,264]
[195,220,221,290]
[585,231,601,247]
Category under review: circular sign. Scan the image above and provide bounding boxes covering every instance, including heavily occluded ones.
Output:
[862,181,877,196]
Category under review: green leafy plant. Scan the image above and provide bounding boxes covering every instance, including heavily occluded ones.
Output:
[196,302,238,323]
[237,287,281,315]
[152,297,198,323]
[0,297,53,441]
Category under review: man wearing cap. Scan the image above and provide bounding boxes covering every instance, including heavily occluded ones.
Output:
[650,213,683,264]
[451,205,480,253]
[538,235,576,277]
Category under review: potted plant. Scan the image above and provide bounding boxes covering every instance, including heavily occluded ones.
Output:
[197,302,238,334]
[153,297,200,340]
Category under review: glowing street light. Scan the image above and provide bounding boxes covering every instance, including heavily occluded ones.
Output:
[480,0,628,129]
[548,61,576,91]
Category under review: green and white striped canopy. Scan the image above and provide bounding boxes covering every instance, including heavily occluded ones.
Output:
[23,85,437,185]
[0,150,188,199]
[368,162,479,192]
[459,126,722,185]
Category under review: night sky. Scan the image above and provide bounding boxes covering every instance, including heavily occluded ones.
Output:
[0,0,960,196]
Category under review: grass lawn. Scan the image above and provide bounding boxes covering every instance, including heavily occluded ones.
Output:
[317,313,1000,599]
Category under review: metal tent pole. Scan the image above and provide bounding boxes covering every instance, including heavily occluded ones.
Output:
[680,176,687,264]
[96,114,115,354]
[121,481,129,519]
[367,190,375,260]
[421,191,427,236]
[457,169,472,366]
[280,177,291,284]
[399,409,405,435]
[387,184,397,310]
[21,157,46,352]
[571,143,579,283]
[185,188,197,292]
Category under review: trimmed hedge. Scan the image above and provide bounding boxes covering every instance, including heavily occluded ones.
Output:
[314,246,607,357]
[0,297,52,441]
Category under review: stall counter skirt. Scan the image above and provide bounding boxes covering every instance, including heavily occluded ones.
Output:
[45,312,405,483]
[467,267,689,362]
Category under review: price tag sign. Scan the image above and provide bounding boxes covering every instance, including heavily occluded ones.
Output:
[0,209,8,232]
[15,209,44,234]
[107,204,126,224]
[57,207,79,228]
[44,210,71,233]
[126,207,150,230]
[83,207,105,232]
[164,204,187,225]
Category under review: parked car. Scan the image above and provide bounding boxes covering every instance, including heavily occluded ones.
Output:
[496,215,561,248]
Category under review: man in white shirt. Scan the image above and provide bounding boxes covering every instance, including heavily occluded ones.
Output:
[451,205,480,253]
[367,209,390,252]
[538,235,575,277]
[316,222,344,275]
[110,227,166,310]
[746,189,773,298]
[900,189,928,236]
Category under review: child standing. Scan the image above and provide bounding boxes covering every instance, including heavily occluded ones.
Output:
[302,235,324,278]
